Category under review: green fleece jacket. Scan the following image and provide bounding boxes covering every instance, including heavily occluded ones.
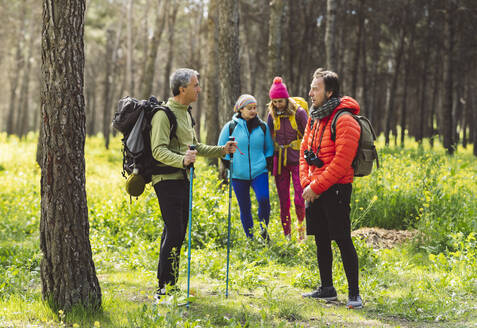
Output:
[150,98,224,185]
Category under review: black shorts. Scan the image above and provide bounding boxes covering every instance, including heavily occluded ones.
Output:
[305,183,352,240]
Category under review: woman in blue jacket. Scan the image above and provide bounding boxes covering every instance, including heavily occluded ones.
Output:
[218,94,275,239]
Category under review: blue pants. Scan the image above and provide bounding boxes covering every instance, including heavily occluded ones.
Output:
[232,172,270,238]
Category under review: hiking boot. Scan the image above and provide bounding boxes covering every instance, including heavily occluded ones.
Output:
[297,220,306,242]
[347,295,363,309]
[153,288,166,302]
[260,228,270,242]
[302,286,337,301]
[297,226,305,242]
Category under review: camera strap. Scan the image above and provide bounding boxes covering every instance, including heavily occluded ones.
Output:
[308,118,329,155]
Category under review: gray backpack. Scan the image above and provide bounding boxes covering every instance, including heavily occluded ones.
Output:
[330,109,379,177]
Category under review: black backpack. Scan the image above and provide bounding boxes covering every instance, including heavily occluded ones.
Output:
[112,96,192,184]
[330,109,379,177]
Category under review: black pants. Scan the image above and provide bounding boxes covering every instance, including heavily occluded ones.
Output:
[306,184,359,296]
[154,179,189,289]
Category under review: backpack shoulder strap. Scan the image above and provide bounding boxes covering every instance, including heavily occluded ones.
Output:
[187,106,196,127]
[330,109,355,142]
[259,120,267,136]
[228,119,266,136]
[153,105,178,140]
[228,120,237,136]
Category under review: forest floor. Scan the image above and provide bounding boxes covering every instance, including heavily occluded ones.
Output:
[1,135,476,327]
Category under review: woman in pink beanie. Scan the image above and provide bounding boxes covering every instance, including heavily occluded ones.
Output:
[267,77,308,241]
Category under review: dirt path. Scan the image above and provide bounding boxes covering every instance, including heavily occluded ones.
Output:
[352,227,418,249]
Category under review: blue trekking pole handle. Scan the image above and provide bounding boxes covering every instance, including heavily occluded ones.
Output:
[226,136,234,298]
[186,144,196,308]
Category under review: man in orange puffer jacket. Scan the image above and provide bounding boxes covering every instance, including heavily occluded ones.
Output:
[300,68,363,309]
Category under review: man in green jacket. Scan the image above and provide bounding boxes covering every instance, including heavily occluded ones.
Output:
[151,68,236,300]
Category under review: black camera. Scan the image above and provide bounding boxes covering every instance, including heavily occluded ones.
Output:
[304,149,324,168]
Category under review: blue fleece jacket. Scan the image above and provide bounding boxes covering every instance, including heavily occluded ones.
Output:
[218,114,274,180]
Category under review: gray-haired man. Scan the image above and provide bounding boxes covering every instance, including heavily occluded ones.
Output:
[150,68,236,300]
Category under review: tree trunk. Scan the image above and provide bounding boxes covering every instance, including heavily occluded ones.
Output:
[401,17,416,146]
[126,0,135,96]
[286,0,299,94]
[443,1,456,154]
[161,0,179,100]
[17,22,35,139]
[473,84,477,156]
[6,0,27,136]
[40,0,101,312]
[188,3,204,140]
[255,0,270,118]
[461,79,467,148]
[241,2,255,94]
[325,0,337,71]
[351,0,365,99]
[400,56,411,147]
[85,66,97,136]
[385,26,405,146]
[141,0,167,99]
[463,66,473,149]
[217,0,241,127]
[268,0,285,81]
[368,23,381,124]
[102,29,115,149]
[429,65,440,148]
[141,0,150,85]
[298,0,321,97]
[205,0,220,165]
[110,22,124,138]
[360,17,368,116]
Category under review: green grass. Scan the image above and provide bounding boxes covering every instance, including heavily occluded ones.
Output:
[0,132,476,327]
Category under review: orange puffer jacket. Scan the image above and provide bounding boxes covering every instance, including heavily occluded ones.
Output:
[299,96,361,195]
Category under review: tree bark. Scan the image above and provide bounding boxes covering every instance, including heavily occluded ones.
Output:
[85,65,97,136]
[400,51,411,147]
[187,2,204,140]
[268,0,285,81]
[205,0,220,165]
[110,22,124,138]
[443,1,456,154]
[102,29,114,149]
[17,22,35,139]
[126,0,135,96]
[241,1,255,94]
[141,0,167,99]
[360,16,369,116]
[385,24,405,146]
[401,14,416,146]
[351,0,365,99]
[325,0,337,71]
[255,0,270,118]
[40,0,101,312]
[161,0,180,100]
[217,0,241,127]
[473,83,477,156]
[6,0,27,136]
[429,63,440,148]
[368,20,381,125]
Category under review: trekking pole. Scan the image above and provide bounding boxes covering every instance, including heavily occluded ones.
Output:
[186,145,196,308]
[226,136,234,298]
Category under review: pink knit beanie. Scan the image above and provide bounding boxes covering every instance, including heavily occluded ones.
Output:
[269,76,290,99]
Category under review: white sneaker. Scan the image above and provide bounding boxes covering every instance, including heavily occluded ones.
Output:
[347,295,363,309]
